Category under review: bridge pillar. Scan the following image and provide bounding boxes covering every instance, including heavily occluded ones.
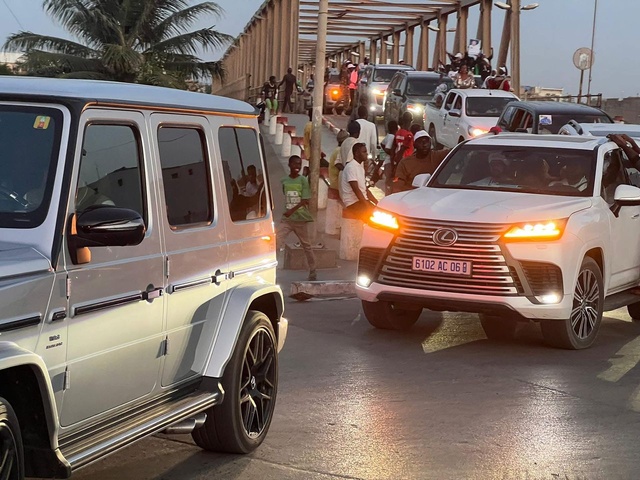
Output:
[456,7,468,55]
[417,21,430,71]
[369,38,377,64]
[477,0,492,57]
[404,25,414,66]
[380,35,388,64]
[497,1,512,69]
[392,31,401,63]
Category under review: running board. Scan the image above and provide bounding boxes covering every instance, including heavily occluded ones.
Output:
[61,377,223,471]
[604,290,640,312]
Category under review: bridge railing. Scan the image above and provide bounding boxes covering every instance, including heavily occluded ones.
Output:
[522,93,603,108]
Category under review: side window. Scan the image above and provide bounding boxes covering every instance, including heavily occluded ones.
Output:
[219,127,268,222]
[398,76,407,94]
[621,149,640,188]
[498,106,515,128]
[453,95,462,111]
[510,109,526,132]
[444,92,456,110]
[388,76,398,91]
[519,112,533,132]
[601,149,627,206]
[76,124,144,218]
[157,127,212,227]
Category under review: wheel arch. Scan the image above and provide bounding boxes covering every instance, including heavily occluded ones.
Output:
[584,247,604,280]
[0,346,70,478]
[204,283,284,379]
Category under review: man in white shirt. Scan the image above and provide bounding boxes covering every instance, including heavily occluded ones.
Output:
[338,120,361,170]
[355,105,378,158]
[340,142,378,218]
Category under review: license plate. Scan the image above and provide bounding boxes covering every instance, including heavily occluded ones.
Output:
[412,257,472,276]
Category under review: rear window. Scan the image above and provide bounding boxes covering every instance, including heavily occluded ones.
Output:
[466,97,517,117]
[538,113,612,134]
[373,69,403,82]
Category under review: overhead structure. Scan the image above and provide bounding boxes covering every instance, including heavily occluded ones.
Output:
[212,0,532,100]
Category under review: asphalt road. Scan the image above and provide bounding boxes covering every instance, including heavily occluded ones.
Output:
[73,298,640,480]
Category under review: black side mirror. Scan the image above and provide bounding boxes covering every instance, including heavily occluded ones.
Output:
[73,206,146,248]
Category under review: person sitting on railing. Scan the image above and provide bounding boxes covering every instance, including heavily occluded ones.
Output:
[486,66,511,91]
[262,75,279,116]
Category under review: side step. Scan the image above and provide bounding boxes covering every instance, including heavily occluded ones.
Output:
[604,289,640,312]
[61,378,223,471]
[162,413,207,435]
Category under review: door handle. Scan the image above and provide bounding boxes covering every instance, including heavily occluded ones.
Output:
[633,214,640,219]
[143,286,163,302]
[213,270,234,285]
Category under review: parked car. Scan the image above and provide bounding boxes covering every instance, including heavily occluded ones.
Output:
[496,101,613,134]
[558,120,640,139]
[356,63,415,120]
[324,69,346,115]
[356,133,640,350]
[0,76,287,479]
[383,71,453,129]
[424,89,519,148]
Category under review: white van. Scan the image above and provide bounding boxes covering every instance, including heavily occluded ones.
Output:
[0,77,286,479]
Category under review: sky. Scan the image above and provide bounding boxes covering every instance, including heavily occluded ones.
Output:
[0,0,635,99]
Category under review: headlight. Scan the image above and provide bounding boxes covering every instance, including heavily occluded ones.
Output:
[503,220,566,241]
[468,126,489,137]
[369,209,399,231]
[407,104,423,114]
[372,88,384,95]
[330,88,341,100]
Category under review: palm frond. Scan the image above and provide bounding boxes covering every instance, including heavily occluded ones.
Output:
[149,27,232,55]
[152,3,225,41]
[3,32,98,57]
[19,49,105,76]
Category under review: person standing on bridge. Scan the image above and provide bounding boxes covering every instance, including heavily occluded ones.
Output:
[355,106,378,159]
[454,64,475,89]
[338,120,361,169]
[391,112,415,173]
[262,75,279,116]
[340,143,378,219]
[347,63,358,114]
[279,67,298,114]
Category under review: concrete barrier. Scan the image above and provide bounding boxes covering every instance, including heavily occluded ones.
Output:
[318,174,329,210]
[339,215,363,261]
[268,114,277,135]
[325,190,342,235]
[275,117,287,145]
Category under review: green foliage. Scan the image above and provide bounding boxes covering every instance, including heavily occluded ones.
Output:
[4,0,232,87]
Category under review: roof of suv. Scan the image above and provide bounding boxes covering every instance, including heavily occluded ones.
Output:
[504,100,609,116]
[372,64,415,70]
[0,76,256,116]
[468,132,606,150]
[398,71,445,79]
[559,121,640,139]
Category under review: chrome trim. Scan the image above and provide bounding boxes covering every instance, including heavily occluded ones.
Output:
[168,277,213,294]
[73,293,144,317]
[0,315,41,332]
[233,260,278,277]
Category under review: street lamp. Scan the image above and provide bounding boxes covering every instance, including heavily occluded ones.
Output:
[427,25,440,32]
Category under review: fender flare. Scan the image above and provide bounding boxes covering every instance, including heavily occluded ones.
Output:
[204,282,284,378]
[0,342,61,449]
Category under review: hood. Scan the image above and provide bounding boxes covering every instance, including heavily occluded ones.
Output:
[404,95,434,104]
[380,187,592,224]
[466,116,500,130]
[0,242,51,279]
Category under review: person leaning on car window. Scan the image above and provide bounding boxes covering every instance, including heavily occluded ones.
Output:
[609,133,640,165]
[393,130,450,193]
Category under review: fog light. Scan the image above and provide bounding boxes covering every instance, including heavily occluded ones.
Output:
[370,105,376,111]
[539,293,561,304]
[357,275,372,287]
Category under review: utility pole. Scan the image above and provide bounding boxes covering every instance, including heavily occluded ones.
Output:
[310,0,327,222]
[586,0,598,102]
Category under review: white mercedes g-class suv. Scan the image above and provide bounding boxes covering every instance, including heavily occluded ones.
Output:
[356,133,640,349]
[0,77,286,479]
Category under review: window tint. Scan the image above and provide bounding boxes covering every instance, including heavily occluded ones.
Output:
[77,124,144,218]
[219,127,268,222]
[601,149,627,205]
[453,95,462,110]
[444,92,456,110]
[157,127,212,227]
[498,106,515,127]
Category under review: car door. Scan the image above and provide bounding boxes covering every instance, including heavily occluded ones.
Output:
[440,92,458,146]
[601,147,640,289]
[150,114,229,387]
[383,75,398,124]
[449,94,465,143]
[61,110,165,427]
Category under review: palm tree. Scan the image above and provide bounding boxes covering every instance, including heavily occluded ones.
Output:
[3,0,233,88]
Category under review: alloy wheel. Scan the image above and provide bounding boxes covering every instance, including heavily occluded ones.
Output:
[571,269,600,339]
[0,421,19,480]
[239,327,276,439]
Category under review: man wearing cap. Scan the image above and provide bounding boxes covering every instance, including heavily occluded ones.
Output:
[471,153,513,186]
[393,130,450,192]
[347,63,358,113]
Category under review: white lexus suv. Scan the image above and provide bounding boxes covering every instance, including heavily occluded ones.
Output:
[356,133,640,349]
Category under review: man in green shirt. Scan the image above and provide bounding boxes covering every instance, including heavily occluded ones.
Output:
[277,155,317,281]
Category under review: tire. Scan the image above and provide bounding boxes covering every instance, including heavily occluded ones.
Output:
[628,302,640,320]
[362,300,421,330]
[0,397,24,480]
[479,314,518,341]
[429,124,441,149]
[192,311,278,453]
[335,106,344,115]
[541,257,603,350]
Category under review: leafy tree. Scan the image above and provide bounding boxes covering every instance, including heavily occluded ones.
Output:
[4,0,233,87]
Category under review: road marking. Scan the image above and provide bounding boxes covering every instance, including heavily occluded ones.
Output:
[421,314,487,354]
[597,335,640,383]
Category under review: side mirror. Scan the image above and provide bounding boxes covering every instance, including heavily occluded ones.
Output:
[448,109,461,118]
[392,89,402,96]
[614,184,640,205]
[412,173,431,188]
[72,206,146,249]
[360,79,367,85]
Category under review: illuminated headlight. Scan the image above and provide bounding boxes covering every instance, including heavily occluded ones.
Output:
[538,293,562,304]
[357,275,372,288]
[407,104,423,114]
[503,220,566,241]
[369,209,399,230]
[372,88,384,95]
[370,105,376,111]
[468,126,489,137]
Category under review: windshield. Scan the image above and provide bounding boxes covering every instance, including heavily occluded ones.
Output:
[0,105,63,228]
[539,113,612,134]
[373,69,404,82]
[431,145,595,197]
[466,97,517,117]
[406,78,451,98]
[328,74,341,84]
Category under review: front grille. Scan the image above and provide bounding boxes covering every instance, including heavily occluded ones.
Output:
[377,217,521,296]
[520,261,563,296]
[376,96,384,105]
[358,247,386,278]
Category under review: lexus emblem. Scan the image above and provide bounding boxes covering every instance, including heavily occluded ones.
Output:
[432,228,458,246]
